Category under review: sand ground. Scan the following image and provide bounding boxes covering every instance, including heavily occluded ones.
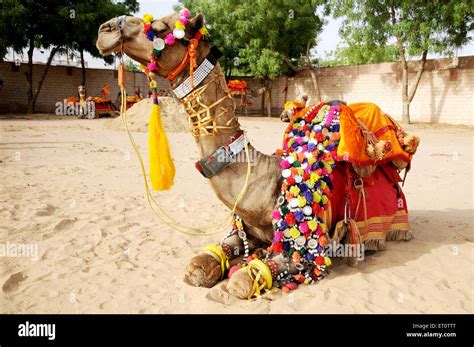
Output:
[0,116,472,313]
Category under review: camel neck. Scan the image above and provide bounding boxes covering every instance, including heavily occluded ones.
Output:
[174,63,242,158]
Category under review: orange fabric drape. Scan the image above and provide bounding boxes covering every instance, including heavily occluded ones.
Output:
[336,102,412,166]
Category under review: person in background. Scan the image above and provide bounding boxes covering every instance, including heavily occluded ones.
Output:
[134,87,143,99]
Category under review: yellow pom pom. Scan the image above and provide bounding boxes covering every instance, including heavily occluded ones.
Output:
[199,26,208,35]
[143,14,154,23]
[324,257,332,266]
[290,227,300,238]
[175,21,185,30]
[308,220,318,231]
[297,196,306,207]
[313,192,321,203]
[289,186,300,196]
[321,195,328,204]
[236,219,243,229]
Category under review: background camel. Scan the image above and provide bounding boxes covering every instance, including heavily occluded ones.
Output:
[96,11,412,298]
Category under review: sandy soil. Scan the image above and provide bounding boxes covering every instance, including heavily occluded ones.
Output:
[0,116,472,313]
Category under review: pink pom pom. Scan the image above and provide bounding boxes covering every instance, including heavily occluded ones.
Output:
[147,62,156,71]
[299,222,309,233]
[179,16,188,25]
[272,210,281,220]
[274,231,283,242]
[164,33,176,45]
[228,264,242,279]
[181,8,191,19]
[279,160,290,169]
[321,168,328,175]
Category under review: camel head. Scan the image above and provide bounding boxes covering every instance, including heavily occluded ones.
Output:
[96,11,207,79]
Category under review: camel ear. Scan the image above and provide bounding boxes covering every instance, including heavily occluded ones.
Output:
[187,13,204,36]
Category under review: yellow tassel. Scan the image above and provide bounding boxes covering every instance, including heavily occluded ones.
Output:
[148,102,175,191]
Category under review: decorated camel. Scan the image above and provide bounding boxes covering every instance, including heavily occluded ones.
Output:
[96,10,419,299]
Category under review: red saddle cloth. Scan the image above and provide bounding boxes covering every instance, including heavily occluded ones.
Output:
[328,161,411,249]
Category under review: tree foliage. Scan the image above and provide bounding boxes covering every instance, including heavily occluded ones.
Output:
[330,0,474,122]
[0,0,138,113]
[321,43,398,67]
[180,0,326,115]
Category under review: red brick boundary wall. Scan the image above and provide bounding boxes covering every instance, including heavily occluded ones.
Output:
[234,56,474,125]
[0,62,170,114]
[0,56,472,125]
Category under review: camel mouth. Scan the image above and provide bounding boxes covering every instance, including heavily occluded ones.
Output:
[96,21,122,56]
[96,34,121,56]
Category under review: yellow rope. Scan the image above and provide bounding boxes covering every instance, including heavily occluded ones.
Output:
[246,259,273,299]
[118,66,252,236]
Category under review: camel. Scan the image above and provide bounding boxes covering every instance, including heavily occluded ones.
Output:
[96,10,415,299]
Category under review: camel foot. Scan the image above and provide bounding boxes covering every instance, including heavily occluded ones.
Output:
[226,268,255,299]
[185,253,222,288]
[226,259,273,299]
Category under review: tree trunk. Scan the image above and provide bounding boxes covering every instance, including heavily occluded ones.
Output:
[400,61,410,124]
[26,38,34,114]
[264,78,272,117]
[80,49,86,86]
[28,47,59,113]
[309,67,321,102]
[396,35,410,123]
[398,48,427,124]
[391,7,427,124]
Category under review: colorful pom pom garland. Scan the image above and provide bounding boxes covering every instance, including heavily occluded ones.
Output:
[142,8,208,74]
[269,103,341,286]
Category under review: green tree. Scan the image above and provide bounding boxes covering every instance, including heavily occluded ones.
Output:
[331,0,474,123]
[124,58,140,72]
[181,0,326,116]
[0,0,69,113]
[0,0,138,113]
[321,42,398,67]
[179,0,245,80]
[64,0,138,86]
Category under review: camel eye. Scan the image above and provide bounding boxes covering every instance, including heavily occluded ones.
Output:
[152,21,169,36]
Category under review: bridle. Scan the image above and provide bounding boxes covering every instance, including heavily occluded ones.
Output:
[115,15,239,138]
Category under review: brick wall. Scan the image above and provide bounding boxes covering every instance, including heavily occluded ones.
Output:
[0,61,170,113]
[1,56,473,125]
[234,56,474,125]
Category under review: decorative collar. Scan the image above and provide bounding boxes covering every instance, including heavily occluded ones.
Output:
[172,46,222,99]
[195,130,250,178]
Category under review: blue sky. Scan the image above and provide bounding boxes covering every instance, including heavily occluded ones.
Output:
[9,0,474,68]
